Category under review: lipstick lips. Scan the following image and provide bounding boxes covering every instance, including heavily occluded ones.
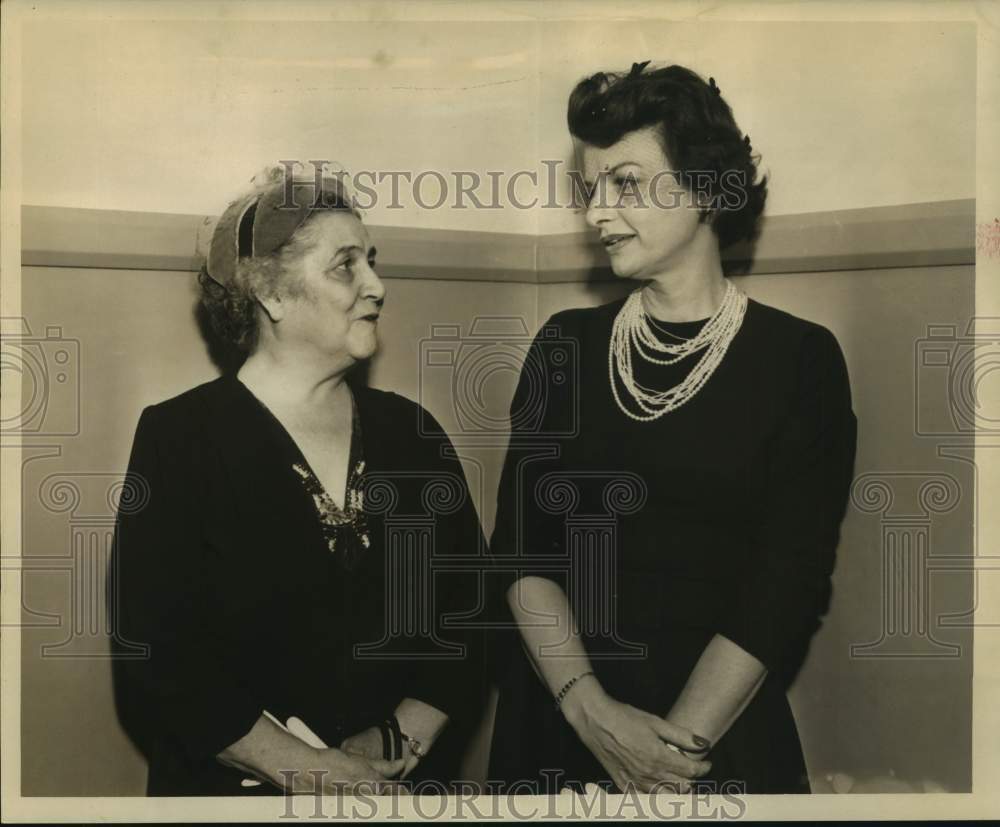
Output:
[602,233,636,253]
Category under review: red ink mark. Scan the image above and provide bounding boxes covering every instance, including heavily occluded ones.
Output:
[977,218,1000,258]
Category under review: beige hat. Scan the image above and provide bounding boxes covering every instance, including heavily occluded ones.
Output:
[204,167,356,288]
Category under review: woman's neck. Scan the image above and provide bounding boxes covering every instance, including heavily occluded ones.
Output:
[237,346,352,414]
[641,230,727,322]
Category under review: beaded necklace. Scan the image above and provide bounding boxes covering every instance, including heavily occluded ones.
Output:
[608,279,747,421]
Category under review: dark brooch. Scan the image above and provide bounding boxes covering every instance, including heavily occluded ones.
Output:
[292,460,371,569]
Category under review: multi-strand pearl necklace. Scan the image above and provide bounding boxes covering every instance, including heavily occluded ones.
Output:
[608,280,748,421]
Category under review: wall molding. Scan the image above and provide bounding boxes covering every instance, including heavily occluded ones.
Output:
[22,199,975,281]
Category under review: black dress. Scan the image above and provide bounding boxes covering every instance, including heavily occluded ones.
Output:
[487,296,858,794]
[110,375,488,795]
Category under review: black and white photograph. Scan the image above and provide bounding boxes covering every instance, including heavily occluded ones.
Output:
[2,0,998,821]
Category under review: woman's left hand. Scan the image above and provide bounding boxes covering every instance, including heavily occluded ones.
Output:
[562,683,712,793]
[341,726,421,779]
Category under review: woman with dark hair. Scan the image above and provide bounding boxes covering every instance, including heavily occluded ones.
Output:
[489,64,857,794]
[110,167,486,795]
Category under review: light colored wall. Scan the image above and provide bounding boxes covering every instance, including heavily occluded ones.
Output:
[22,20,974,234]
[21,19,539,234]
[535,21,976,233]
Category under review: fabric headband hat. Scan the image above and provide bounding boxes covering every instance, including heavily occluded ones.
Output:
[205,172,355,289]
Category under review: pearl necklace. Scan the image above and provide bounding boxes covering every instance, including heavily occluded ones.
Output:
[608,280,747,421]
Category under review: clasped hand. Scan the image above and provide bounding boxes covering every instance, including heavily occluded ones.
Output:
[562,689,712,793]
[341,725,421,781]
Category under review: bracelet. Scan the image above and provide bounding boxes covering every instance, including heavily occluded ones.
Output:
[554,670,595,710]
[403,734,425,760]
[383,714,427,761]
[379,719,392,760]
[380,717,405,761]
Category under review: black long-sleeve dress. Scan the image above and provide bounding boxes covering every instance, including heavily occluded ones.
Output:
[110,375,488,795]
[487,295,858,794]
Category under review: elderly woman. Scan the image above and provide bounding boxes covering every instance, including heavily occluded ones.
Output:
[489,64,858,794]
[110,168,486,795]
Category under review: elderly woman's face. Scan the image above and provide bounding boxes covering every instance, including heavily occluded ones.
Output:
[280,211,385,365]
[579,127,704,280]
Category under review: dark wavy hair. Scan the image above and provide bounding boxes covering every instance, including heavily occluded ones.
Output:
[567,63,767,250]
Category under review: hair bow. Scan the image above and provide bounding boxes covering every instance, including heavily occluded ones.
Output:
[629,60,651,77]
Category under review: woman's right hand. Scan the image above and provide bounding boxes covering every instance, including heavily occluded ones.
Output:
[277,748,407,795]
[560,679,712,793]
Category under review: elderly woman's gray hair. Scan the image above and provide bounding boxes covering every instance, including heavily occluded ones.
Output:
[198,167,359,352]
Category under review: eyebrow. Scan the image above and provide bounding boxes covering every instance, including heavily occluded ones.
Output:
[584,161,641,187]
[331,244,377,261]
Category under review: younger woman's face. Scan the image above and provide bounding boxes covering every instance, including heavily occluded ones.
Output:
[279,211,386,365]
[579,127,705,280]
